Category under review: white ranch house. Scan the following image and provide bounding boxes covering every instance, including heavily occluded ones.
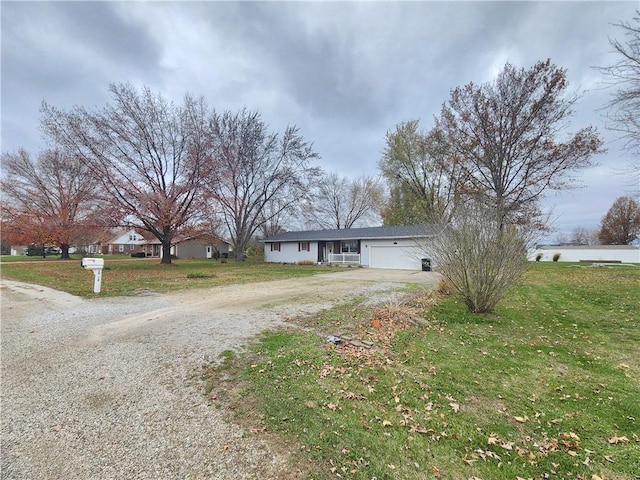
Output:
[528,245,640,264]
[262,225,435,271]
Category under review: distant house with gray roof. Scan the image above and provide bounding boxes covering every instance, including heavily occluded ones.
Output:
[261,225,436,270]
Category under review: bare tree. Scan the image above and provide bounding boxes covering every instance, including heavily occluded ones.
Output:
[423,61,604,314]
[570,226,600,245]
[598,11,640,195]
[257,196,297,238]
[379,120,459,225]
[598,196,640,245]
[1,148,107,258]
[429,202,530,314]
[41,83,212,264]
[307,172,384,229]
[554,231,570,245]
[436,60,604,232]
[208,109,319,260]
[554,227,599,245]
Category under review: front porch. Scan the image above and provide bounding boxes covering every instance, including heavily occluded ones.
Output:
[327,253,361,265]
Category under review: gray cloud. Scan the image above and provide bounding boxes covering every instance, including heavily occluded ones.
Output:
[2,1,637,235]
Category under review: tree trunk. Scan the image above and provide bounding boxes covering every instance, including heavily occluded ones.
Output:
[60,243,71,259]
[234,235,246,261]
[161,242,172,264]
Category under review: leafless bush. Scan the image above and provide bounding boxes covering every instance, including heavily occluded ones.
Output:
[429,203,529,313]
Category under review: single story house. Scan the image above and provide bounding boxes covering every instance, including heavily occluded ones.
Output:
[172,236,231,259]
[261,225,435,270]
[528,245,640,263]
[143,235,231,259]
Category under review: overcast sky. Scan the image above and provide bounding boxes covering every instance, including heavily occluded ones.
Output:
[1,1,637,238]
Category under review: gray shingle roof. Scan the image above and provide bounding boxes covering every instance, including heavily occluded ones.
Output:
[261,225,436,243]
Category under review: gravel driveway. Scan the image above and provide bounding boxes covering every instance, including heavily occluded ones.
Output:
[1,269,438,479]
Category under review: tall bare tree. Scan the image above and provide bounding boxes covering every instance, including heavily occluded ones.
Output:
[436,60,604,232]
[41,83,212,264]
[257,196,297,238]
[598,196,640,245]
[208,109,319,260]
[426,61,603,314]
[379,120,459,225]
[306,172,384,230]
[1,148,107,259]
[598,11,640,197]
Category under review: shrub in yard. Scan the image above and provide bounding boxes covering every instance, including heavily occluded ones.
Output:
[435,276,455,295]
[536,253,542,262]
[553,252,561,262]
[297,260,315,266]
[246,245,264,261]
[186,271,214,279]
[428,202,530,313]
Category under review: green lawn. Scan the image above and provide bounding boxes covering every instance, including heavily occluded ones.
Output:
[0,256,342,297]
[207,263,640,479]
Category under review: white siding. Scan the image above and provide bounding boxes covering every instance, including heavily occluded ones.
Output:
[363,239,429,270]
[264,237,432,270]
[528,246,640,263]
[264,241,318,264]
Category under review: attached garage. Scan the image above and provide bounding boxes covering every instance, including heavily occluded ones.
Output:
[262,225,435,271]
[369,245,422,270]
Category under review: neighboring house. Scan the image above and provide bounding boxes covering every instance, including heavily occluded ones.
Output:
[99,228,147,255]
[173,236,231,259]
[528,245,640,263]
[262,225,435,270]
[85,228,148,255]
[143,235,231,259]
[10,245,29,256]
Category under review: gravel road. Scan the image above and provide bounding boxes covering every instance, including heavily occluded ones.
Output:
[0,269,438,479]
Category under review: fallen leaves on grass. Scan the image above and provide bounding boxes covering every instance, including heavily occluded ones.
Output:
[331,291,438,365]
[607,435,629,444]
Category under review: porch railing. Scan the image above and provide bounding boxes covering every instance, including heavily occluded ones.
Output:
[328,253,361,265]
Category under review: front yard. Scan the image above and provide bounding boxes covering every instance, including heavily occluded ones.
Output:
[0,256,343,297]
[2,257,638,478]
[206,263,640,479]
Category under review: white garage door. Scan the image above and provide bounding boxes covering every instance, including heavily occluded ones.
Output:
[370,246,422,270]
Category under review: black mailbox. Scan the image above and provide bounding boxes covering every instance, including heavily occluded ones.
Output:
[421,258,431,271]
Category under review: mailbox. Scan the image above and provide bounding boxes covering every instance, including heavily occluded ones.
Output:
[81,258,104,270]
[81,258,104,293]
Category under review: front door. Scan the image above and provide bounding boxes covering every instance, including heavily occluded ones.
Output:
[318,241,326,262]
[206,246,212,259]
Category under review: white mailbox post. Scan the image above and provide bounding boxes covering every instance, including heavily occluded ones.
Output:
[81,258,104,293]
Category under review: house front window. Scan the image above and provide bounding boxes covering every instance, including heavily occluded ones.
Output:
[270,242,281,252]
[298,242,310,252]
[118,245,124,252]
[341,240,358,253]
[130,244,135,250]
